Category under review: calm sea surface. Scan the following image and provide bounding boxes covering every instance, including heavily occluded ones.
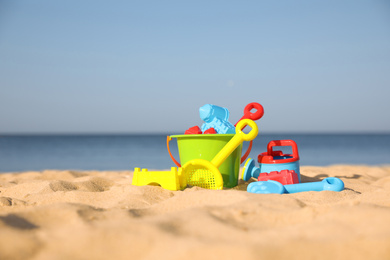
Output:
[1,133,389,173]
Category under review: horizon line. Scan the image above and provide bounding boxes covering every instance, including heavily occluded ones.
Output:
[1,131,390,136]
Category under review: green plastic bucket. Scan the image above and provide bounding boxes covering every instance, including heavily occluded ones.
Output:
[167,134,250,188]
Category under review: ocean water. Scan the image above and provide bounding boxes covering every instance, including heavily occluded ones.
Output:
[0,133,389,173]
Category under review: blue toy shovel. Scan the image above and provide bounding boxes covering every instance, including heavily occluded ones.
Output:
[247,177,344,194]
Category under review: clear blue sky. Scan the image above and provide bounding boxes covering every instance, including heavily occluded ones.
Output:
[1,0,389,134]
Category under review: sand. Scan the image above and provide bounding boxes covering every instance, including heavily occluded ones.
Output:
[1,165,390,260]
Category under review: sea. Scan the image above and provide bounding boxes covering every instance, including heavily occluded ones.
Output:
[1,133,389,173]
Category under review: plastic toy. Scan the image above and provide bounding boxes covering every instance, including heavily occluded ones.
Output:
[184,127,216,135]
[181,159,224,190]
[235,102,264,163]
[242,158,261,181]
[167,133,252,187]
[242,159,299,185]
[167,132,252,187]
[132,167,186,191]
[182,119,258,190]
[167,102,264,187]
[247,177,344,194]
[258,170,299,185]
[204,128,217,134]
[257,140,301,182]
[234,102,264,128]
[185,126,202,134]
[199,104,235,134]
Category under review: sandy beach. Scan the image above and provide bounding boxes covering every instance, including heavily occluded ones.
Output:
[1,165,390,260]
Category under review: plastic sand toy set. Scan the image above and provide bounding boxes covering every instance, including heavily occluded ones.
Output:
[132,102,344,194]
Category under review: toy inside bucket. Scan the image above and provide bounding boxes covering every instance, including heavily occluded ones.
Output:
[167,134,251,188]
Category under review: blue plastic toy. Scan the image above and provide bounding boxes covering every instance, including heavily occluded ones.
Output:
[242,158,261,181]
[199,104,235,134]
[247,177,344,194]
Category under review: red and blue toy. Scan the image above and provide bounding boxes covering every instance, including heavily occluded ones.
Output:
[184,102,264,136]
[243,139,301,183]
[245,139,345,194]
[199,104,236,134]
[257,139,301,182]
[242,159,300,185]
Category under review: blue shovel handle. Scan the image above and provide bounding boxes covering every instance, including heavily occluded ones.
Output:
[247,177,344,194]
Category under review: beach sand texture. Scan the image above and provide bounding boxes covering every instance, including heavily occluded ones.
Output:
[1,165,390,260]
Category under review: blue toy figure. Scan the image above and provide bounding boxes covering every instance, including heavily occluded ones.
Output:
[199,104,235,134]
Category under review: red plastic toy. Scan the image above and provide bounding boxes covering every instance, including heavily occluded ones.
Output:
[234,102,264,127]
[204,128,217,134]
[185,126,202,134]
[258,140,300,164]
[184,126,217,134]
[258,169,299,185]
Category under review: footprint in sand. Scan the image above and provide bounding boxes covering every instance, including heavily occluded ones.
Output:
[49,181,79,192]
[77,177,114,192]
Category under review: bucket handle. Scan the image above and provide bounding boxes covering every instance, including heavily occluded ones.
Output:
[167,135,252,167]
[167,136,181,167]
[267,139,299,160]
[241,140,253,164]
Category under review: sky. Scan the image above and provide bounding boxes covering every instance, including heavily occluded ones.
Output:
[0,0,389,134]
